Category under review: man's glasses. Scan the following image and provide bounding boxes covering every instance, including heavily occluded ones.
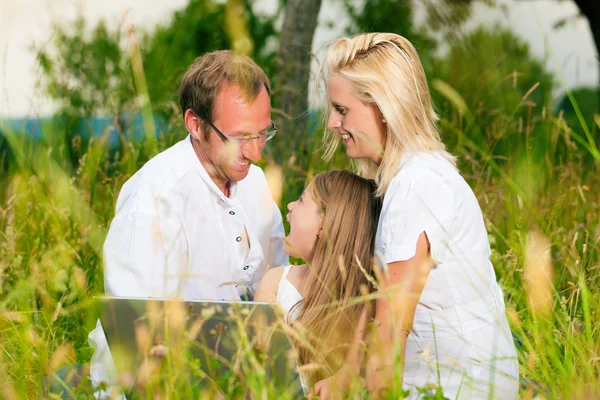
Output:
[207,120,278,147]
[190,109,278,147]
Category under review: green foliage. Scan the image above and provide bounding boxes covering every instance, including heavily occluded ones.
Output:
[141,0,280,118]
[429,25,558,178]
[432,25,554,117]
[35,0,280,125]
[36,18,136,120]
[556,86,600,139]
[342,0,437,65]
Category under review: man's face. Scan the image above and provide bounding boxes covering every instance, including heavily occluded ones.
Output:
[193,82,272,187]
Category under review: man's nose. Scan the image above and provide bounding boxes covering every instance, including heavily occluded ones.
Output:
[242,138,262,163]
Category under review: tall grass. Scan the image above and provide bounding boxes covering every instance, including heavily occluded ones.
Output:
[2,88,599,399]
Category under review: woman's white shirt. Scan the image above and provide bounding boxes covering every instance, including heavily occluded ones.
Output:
[375,150,519,399]
[376,150,498,307]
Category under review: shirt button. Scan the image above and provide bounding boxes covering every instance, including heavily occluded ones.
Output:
[236,236,242,242]
[243,265,249,270]
[229,211,235,215]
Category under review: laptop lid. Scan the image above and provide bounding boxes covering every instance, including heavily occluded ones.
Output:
[96,296,304,397]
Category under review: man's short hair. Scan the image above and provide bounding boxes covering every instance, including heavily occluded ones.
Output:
[179,50,271,124]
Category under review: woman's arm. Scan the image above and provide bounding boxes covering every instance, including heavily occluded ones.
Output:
[366,231,433,396]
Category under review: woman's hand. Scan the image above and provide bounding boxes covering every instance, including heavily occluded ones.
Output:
[311,376,333,399]
[310,368,352,400]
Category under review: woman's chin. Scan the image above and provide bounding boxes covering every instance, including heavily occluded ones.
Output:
[345,147,364,160]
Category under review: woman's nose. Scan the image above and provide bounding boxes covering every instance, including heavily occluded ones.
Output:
[327,112,341,130]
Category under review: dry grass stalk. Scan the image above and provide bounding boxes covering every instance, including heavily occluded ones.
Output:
[524,231,554,317]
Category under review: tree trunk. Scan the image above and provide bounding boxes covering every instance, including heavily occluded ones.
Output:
[273,0,323,172]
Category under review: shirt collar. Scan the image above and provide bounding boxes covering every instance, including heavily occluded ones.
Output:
[184,134,239,204]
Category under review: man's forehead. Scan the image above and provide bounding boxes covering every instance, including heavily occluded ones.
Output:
[213,84,271,131]
[216,80,268,105]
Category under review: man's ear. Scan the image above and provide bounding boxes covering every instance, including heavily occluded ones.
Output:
[184,109,203,141]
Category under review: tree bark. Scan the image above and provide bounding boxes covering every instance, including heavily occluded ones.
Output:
[273,0,323,170]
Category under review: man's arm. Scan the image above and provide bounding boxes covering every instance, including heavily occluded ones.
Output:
[103,211,187,298]
[89,210,187,398]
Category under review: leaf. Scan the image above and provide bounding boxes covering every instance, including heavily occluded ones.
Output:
[431,79,470,116]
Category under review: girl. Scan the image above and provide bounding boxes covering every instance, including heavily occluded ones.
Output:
[255,170,382,387]
[316,33,519,399]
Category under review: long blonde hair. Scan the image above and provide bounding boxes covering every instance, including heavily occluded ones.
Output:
[291,170,382,383]
[320,32,456,196]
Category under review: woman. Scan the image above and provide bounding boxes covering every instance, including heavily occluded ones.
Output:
[255,170,382,387]
[316,33,519,399]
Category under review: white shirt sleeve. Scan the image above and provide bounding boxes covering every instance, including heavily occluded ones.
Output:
[88,320,123,399]
[89,210,187,397]
[103,211,187,298]
[379,169,455,264]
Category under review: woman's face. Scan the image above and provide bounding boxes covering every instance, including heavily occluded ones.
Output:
[327,72,386,165]
[284,186,322,261]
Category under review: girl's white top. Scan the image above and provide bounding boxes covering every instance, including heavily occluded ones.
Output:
[375,150,519,399]
[276,265,303,322]
[275,265,307,390]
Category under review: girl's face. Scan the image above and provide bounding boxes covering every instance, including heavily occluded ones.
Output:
[326,72,386,165]
[284,186,322,261]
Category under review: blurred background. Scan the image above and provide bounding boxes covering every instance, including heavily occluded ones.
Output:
[1,0,598,118]
[0,0,598,398]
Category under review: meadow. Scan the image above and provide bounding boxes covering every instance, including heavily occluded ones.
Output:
[1,9,599,399]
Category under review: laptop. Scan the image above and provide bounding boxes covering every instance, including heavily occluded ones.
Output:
[96,296,305,397]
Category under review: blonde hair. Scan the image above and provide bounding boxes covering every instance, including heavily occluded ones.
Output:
[320,33,456,196]
[291,170,383,383]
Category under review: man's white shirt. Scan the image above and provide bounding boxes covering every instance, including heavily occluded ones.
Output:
[88,135,288,393]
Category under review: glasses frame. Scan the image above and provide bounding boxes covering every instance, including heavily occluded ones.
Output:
[190,110,278,147]
[208,120,278,147]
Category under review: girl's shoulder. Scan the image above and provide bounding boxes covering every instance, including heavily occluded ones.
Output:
[264,265,306,293]
[254,266,288,302]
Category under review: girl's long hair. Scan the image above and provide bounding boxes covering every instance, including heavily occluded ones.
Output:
[291,170,383,383]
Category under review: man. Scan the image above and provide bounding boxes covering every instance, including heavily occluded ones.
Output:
[88,50,288,394]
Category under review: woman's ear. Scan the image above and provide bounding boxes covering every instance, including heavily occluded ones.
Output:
[376,107,387,127]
